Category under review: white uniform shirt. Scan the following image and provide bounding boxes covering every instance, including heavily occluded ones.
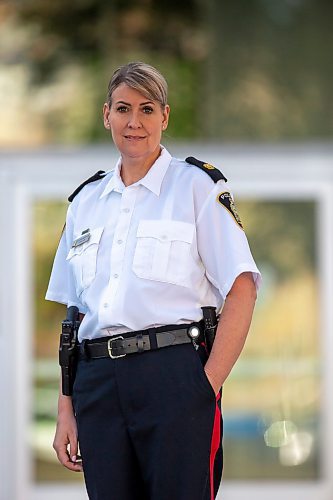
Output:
[46,147,261,342]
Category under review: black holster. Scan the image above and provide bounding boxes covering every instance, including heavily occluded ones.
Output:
[201,306,218,353]
[59,306,80,396]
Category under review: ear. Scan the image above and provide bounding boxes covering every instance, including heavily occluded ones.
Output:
[162,104,170,131]
[103,103,111,129]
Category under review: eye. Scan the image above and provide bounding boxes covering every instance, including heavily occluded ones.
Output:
[142,106,153,114]
[116,105,128,113]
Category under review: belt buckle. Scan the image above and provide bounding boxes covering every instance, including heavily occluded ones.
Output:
[107,336,126,359]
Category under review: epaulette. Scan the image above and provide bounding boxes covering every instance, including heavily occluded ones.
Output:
[185,156,227,183]
[68,170,107,202]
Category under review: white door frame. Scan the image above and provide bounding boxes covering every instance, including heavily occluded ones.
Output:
[0,144,332,500]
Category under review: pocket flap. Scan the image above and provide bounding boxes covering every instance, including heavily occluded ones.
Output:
[137,220,194,243]
[66,226,104,260]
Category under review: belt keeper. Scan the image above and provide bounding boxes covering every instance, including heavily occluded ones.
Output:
[136,333,145,353]
[148,328,158,350]
[80,339,89,360]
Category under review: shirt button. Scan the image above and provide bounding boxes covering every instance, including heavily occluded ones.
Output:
[103,303,109,308]
[114,273,119,278]
[161,235,167,240]
[117,239,123,244]
[122,208,130,213]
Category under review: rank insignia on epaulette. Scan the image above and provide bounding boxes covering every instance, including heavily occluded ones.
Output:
[203,163,215,170]
[217,191,243,229]
[185,156,227,183]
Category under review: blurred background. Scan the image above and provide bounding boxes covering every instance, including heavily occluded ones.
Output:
[1,0,332,146]
[1,0,332,499]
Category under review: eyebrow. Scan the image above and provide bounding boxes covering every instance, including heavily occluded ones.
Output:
[115,100,155,106]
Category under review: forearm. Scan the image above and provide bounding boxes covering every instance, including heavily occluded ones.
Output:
[58,376,74,416]
[204,272,257,390]
[54,375,82,471]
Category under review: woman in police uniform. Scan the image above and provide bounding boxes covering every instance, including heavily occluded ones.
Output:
[46,61,261,500]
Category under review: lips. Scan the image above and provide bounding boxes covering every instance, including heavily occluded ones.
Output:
[124,135,146,140]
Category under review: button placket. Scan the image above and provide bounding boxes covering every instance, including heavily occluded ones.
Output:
[106,187,137,304]
[99,190,136,324]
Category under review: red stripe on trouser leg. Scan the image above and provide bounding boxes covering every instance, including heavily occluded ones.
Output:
[209,392,222,500]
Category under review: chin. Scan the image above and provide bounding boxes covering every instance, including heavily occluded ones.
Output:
[121,145,156,157]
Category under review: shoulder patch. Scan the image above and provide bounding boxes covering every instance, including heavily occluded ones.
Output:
[217,191,243,229]
[185,156,227,183]
[68,170,107,202]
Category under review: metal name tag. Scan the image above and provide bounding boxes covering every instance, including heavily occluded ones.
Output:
[72,229,91,248]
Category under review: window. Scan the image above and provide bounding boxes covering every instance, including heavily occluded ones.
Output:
[32,199,320,483]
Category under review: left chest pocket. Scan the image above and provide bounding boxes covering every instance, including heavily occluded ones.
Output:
[66,227,104,297]
[132,220,195,287]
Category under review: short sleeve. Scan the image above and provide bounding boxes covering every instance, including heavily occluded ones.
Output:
[45,206,86,312]
[196,183,261,300]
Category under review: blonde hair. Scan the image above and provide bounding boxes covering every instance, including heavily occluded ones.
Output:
[107,62,168,109]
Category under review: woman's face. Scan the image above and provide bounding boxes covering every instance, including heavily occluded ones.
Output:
[103,83,170,164]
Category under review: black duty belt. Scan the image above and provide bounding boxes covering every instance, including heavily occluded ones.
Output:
[79,322,204,360]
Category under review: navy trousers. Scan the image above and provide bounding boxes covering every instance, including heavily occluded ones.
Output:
[73,340,223,500]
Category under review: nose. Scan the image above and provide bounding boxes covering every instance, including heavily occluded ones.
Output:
[128,110,142,129]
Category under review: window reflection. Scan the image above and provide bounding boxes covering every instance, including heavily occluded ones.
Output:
[33,201,83,483]
[33,199,320,481]
[223,200,319,480]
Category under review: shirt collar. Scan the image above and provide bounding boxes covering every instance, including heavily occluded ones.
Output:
[99,146,172,199]
[99,158,124,198]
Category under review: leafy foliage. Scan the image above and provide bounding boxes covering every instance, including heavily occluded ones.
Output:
[1,0,332,143]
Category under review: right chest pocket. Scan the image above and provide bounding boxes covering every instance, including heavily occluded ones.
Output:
[66,227,104,297]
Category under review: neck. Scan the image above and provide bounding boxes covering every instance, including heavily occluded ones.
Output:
[120,147,161,186]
